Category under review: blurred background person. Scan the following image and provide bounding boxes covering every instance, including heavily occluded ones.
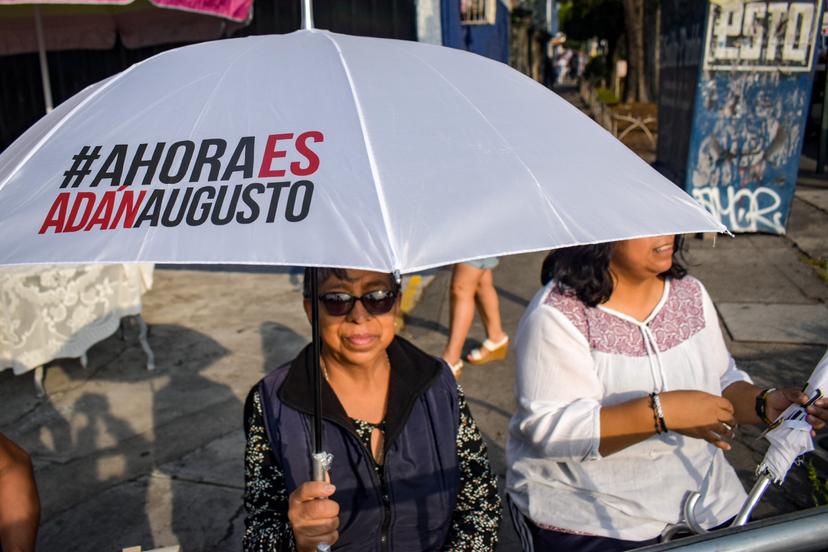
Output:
[442,259,509,378]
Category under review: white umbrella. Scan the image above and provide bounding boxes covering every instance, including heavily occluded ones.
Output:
[672,350,828,538]
[0,6,726,502]
[730,350,828,526]
[0,30,724,272]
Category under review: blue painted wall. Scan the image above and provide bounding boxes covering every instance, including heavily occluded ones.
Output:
[441,0,510,64]
[659,0,822,234]
[686,72,814,233]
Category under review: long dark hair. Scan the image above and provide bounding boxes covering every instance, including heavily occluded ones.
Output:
[540,237,687,307]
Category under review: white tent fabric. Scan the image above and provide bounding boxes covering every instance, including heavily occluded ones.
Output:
[0,30,725,273]
[758,349,828,484]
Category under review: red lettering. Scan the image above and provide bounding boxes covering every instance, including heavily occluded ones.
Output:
[64,192,96,233]
[111,186,147,229]
[85,189,116,231]
[39,193,70,234]
[258,133,293,178]
[291,131,323,176]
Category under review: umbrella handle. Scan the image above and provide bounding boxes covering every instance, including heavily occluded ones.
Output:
[682,491,706,535]
[312,451,333,482]
[731,474,772,527]
[311,451,334,551]
[660,491,706,542]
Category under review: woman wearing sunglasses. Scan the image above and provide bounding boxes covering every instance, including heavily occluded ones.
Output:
[242,268,501,552]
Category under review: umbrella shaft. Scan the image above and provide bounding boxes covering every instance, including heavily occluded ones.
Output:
[302,0,314,30]
[732,474,772,527]
[311,267,323,453]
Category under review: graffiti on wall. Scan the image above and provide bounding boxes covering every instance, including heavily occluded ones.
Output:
[687,0,822,234]
[704,0,820,72]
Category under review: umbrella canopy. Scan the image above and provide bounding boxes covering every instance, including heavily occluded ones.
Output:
[0,29,724,274]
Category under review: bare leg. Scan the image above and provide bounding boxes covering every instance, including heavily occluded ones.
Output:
[442,263,485,365]
[474,268,507,344]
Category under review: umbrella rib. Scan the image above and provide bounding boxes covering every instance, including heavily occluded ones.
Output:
[319,31,401,271]
[399,47,577,243]
[187,41,259,138]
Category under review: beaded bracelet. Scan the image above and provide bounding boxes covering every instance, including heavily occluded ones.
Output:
[649,392,668,434]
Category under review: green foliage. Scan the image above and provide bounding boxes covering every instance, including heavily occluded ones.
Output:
[807,459,828,507]
[595,87,619,105]
[583,56,609,84]
[558,0,625,44]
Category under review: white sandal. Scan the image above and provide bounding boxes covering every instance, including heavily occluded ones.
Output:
[466,335,509,365]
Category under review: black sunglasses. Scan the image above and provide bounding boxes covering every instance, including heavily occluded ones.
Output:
[318,289,398,317]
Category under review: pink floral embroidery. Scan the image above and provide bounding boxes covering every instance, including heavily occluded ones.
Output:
[650,277,706,352]
[544,278,706,356]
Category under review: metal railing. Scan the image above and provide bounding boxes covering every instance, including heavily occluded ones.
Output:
[636,505,828,551]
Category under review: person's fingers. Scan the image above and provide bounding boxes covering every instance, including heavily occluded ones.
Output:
[717,397,735,414]
[709,436,732,451]
[290,482,336,506]
[305,530,339,549]
[303,497,340,521]
[783,389,808,405]
[704,427,732,450]
[806,414,826,431]
[717,422,736,440]
[807,404,828,421]
[297,514,340,537]
[717,409,736,426]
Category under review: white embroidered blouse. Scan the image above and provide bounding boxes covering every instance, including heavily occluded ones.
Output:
[506,276,750,541]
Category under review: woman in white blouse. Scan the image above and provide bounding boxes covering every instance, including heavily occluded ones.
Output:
[506,235,828,551]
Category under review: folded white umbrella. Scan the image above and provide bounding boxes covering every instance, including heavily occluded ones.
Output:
[727,350,828,527]
[758,350,828,484]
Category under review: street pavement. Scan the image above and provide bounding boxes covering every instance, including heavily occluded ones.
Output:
[2,115,828,551]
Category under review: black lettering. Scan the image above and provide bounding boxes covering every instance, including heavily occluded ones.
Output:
[186,186,215,226]
[211,185,242,226]
[161,187,194,227]
[265,181,290,223]
[134,189,165,227]
[221,137,255,180]
[237,183,264,224]
[90,144,128,187]
[190,138,227,182]
[124,142,165,186]
[159,141,194,184]
[286,180,313,222]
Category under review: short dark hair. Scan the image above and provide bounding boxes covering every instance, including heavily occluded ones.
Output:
[540,237,687,307]
[302,268,399,298]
